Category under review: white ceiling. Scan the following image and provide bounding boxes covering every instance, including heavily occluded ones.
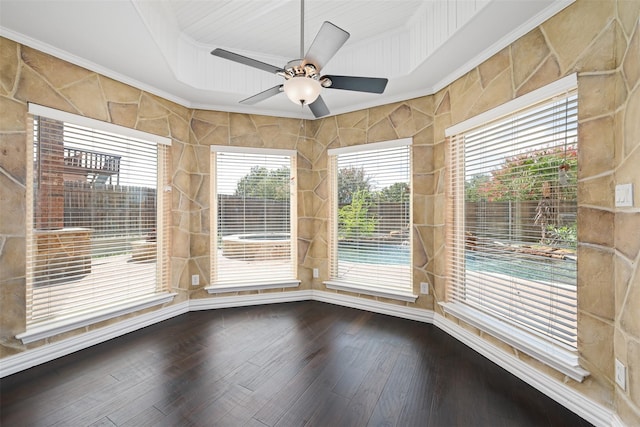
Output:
[0,0,572,119]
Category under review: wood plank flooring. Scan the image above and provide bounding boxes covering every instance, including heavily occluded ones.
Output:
[0,301,593,426]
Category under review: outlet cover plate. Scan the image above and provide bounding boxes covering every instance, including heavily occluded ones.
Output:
[191,274,200,286]
[420,282,429,294]
[312,268,319,279]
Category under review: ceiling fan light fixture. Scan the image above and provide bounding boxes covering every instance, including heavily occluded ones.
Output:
[283,76,321,105]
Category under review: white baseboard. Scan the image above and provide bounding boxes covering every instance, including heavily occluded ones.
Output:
[189,289,313,310]
[311,290,433,324]
[0,290,620,427]
[0,301,189,378]
[433,312,615,427]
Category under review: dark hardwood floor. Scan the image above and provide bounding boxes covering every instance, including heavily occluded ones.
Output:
[0,301,592,427]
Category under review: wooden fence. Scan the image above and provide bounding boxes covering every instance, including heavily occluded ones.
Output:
[63,182,156,238]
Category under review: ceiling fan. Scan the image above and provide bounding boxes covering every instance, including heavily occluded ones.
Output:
[210,0,388,118]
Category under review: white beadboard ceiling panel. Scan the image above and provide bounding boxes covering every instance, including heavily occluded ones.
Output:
[0,0,574,119]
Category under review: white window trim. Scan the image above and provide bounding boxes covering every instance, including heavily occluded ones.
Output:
[328,138,414,299]
[441,302,588,382]
[445,73,577,136]
[210,145,295,156]
[443,74,584,380]
[327,137,412,156]
[16,293,176,344]
[209,145,298,289]
[324,280,418,303]
[28,103,171,145]
[23,105,174,342]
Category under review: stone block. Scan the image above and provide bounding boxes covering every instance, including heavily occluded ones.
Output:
[0,38,18,95]
[541,0,613,72]
[367,117,397,143]
[60,75,109,121]
[577,245,614,320]
[577,311,614,381]
[616,212,640,261]
[100,76,141,103]
[0,133,26,184]
[0,97,27,133]
[512,28,550,89]
[108,102,138,129]
[577,207,614,247]
[623,85,640,156]
[623,19,640,90]
[619,265,640,338]
[21,46,92,89]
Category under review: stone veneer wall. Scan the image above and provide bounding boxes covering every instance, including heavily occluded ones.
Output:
[427,1,639,424]
[0,41,192,354]
[0,0,639,423]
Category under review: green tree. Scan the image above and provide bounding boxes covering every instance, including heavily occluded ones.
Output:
[338,167,372,205]
[377,182,410,202]
[338,190,377,239]
[235,165,290,200]
[465,146,577,202]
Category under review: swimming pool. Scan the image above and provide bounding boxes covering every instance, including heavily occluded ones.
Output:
[337,243,576,285]
[338,243,409,265]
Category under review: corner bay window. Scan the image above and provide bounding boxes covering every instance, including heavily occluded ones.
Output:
[444,75,587,380]
[21,104,172,342]
[326,139,413,301]
[209,146,298,291]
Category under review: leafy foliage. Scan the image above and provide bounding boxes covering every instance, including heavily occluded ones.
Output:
[377,182,410,203]
[338,167,372,205]
[545,223,577,249]
[465,146,577,202]
[235,166,290,201]
[338,190,378,239]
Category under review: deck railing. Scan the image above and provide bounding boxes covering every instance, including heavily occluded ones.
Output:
[64,147,121,184]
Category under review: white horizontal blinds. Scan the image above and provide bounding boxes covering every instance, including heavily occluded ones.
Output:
[212,149,296,285]
[330,142,412,291]
[327,156,339,279]
[26,115,168,326]
[157,143,171,292]
[448,91,578,349]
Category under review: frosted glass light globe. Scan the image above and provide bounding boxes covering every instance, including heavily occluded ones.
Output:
[283,76,321,105]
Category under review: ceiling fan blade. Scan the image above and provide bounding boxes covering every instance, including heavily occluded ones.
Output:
[211,48,283,74]
[303,21,349,70]
[324,75,388,94]
[239,85,283,105]
[308,95,330,118]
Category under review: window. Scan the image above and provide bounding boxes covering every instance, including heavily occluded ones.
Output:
[326,139,413,301]
[209,146,298,292]
[21,104,172,342]
[444,76,584,378]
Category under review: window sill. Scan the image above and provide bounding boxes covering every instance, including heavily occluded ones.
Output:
[205,280,300,294]
[440,302,589,382]
[16,293,176,344]
[324,280,418,303]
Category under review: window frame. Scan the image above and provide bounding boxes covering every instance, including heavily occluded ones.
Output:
[325,138,416,302]
[442,74,588,381]
[18,104,174,344]
[207,145,299,293]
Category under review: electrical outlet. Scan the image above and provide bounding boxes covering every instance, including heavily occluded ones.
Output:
[191,274,200,286]
[312,268,319,279]
[420,282,429,294]
[615,359,626,390]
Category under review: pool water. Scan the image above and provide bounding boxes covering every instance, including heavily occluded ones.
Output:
[338,243,409,265]
[466,252,576,286]
[338,243,576,285]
